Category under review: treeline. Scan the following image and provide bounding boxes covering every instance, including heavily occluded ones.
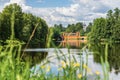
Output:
[89,8,120,42]
[0,4,48,48]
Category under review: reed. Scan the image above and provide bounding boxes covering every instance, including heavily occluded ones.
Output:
[0,41,107,80]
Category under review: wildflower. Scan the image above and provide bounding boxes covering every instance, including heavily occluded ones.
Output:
[83,64,88,69]
[77,73,82,79]
[61,61,65,65]
[95,71,100,75]
[87,68,91,72]
[61,61,66,68]
[73,62,80,67]
[40,65,45,69]
[46,66,51,72]
[87,68,93,75]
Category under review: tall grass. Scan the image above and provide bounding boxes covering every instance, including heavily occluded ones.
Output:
[0,41,106,80]
[100,43,109,80]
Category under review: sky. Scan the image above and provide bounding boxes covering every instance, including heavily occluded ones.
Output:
[1,0,120,27]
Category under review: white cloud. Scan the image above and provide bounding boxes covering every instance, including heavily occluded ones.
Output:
[1,0,120,26]
[99,0,120,8]
[56,4,79,17]
[5,0,25,6]
[4,0,31,11]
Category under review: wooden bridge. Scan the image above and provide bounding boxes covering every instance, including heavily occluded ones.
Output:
[61,32,87,47]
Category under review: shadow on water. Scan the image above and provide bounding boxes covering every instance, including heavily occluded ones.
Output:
[21,51,48,67]
[21,44,48,67]
[90,43,120,75]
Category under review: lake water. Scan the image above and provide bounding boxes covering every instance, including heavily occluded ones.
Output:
[24,43,120,80]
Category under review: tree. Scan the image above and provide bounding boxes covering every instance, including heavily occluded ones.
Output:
[0,4,48,48]
[89,8,120,42]
[112,8,120,41]
[52,24,65,41]
[106,10,115,39]
[75,22,83,31]
[21,13,48,48]
[66,24,75,32]
[21,13,33,42]
[0,3,23,41]
[66,22,84,35]
[106,8,120,41]
[86,23,92,34]
[89,18,106,41]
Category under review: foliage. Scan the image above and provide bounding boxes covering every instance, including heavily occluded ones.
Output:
[0,3,48,48]
[66,22,85,36]
[51,24,65,41]
[85,23,92,34]
[0,3,22,41]
[89,8,120,42]
[89,18,107,42]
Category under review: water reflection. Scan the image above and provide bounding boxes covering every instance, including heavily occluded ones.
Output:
[90,43,120,74]
[21,51,48,67]
[59,41,86,48]
[22,41,120,80]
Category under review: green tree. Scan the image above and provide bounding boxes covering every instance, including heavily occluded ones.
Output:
[66,22,84,35]
[0,4,48,48]
[112,8,120,41]
[66,24,75,32]
[21,13,33,42]
[0,3,23,41]
[22,13,48,48]
[52,24,65,41]
[86,23,92,34]
[89,8,120,42]
[106,8,120,41]
[75,22,83,31]
[89,18,106,42]
[106,10,115,40]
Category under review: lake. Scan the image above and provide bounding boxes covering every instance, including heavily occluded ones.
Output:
[24,42,120,80]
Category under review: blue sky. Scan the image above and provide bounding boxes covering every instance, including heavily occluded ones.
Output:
[1,0,120,26]
[26,0,72,8]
